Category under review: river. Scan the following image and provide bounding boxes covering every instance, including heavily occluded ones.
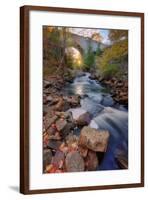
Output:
[63,72,128,170]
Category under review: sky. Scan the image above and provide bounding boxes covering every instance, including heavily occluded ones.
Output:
[69,28,110,44]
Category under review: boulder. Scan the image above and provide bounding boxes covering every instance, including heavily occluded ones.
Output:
[79,126,110,152]
[65,152,85,172]
[43,149,52,171]
[76,112,91,126]
[84,150,99,171]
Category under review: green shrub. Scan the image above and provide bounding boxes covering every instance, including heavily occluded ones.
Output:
[102,64,119,79]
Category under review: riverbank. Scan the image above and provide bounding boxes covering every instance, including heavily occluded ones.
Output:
[89,72,128,106]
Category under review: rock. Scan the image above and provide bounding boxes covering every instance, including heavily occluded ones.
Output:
[43,149,52,171]
[48,132,61,140]
[54,97,64,111]
[43,80,51,88]
[59,142,69,155]
[115,149,128,169]
[44,115,58,130]
[84,150,98,171]
[69,108,87,121]
[62,122,75,137]
[79,146,88,158]
[47,140,62,150]
[51,150,65,169]
[65,152,85,172]
[76,112,91,126]
[65,95,80,107]
[43,105,51,116]
[79,126,110,152]
[45,164,57,173]
[101,95,114,107]
[56,119,75,138]
[54,97,70,111]
[46,126,57,136]
[56,119,67,132]
[66,134,79,151]
[46,95,53,102]
[55,111,69,119]
[49,97,59,106]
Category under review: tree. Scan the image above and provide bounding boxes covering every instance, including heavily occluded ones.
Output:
[84,45,95,70]
[108,30,128,44]
[91,32,103,42]
[96,29,128,79]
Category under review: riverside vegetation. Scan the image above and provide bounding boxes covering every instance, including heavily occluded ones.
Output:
[43,27,128,173]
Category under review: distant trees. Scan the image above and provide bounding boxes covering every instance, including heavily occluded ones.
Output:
[109,30,128,44]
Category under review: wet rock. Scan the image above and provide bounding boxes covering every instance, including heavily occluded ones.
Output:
[101,95,114,107]
[76,112,92,126]
[84,150,98,171]
[79,126,110,152]
[43,149,52,171]
[65,152,85,172]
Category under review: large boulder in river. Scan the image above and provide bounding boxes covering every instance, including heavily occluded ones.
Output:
[76,112,92,126]
[65,151,85,172]
[79,126,110,152]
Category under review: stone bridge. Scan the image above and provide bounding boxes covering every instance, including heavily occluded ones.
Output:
[71,33,107,54]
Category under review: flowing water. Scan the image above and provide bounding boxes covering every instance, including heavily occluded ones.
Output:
[63,72,128,170]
